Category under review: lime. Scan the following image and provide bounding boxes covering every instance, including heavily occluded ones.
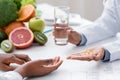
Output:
[0,30,8,43]
[34,31,48,45]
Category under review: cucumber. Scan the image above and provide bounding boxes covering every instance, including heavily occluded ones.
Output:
[1,40,14,53]
[34,31,48,45]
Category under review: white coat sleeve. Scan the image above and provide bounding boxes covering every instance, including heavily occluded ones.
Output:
[0,71,23,80]
[80,0,120,45]
[102,33,120,61]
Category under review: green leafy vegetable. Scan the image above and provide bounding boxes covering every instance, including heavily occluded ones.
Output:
[11,0,22,11]
[0,0,18,27]
[21,0,36,7]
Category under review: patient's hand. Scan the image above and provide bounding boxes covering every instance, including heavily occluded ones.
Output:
[0,54,31,71]
[15,56,63,78]
[67,47,105,61]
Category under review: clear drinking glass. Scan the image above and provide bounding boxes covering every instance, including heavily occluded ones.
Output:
[54,6,70,45]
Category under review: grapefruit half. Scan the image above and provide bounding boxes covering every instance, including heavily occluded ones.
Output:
[9,27,34,49]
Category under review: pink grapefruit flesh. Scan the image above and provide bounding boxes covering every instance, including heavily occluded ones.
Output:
[9,27,34,49]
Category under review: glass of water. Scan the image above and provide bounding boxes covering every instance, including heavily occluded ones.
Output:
[54,6,70,45]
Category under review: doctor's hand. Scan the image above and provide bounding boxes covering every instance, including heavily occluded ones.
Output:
[67,47,105,61]
[53,24,82,45]
[0,54,31,71]
[14,56,63,78]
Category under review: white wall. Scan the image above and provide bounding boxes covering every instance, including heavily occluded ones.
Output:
[36,0,104,21]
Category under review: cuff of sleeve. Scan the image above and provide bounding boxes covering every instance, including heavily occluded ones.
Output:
[1,71,23,80]
[101,49,110,62]
[77,33,87,46]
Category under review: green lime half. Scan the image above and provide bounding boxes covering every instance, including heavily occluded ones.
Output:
[1,40,14,53]
[34,31,48,45]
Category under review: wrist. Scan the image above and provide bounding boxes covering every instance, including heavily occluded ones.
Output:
[14,67,27,78]
[101,49,110,62]
[77,33,87,46]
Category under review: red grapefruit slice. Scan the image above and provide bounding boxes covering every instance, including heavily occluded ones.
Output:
[9,27,34,49]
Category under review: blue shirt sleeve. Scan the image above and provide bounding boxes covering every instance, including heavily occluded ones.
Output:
[101,49,110,62]
[76,34,110,62]
[77,33,87,46]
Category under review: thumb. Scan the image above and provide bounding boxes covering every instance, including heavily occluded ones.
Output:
[67,29,72,35]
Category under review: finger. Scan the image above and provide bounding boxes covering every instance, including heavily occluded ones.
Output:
[53,24,68,27]
[68,30,81,44]
[67,55,90,61]
[67,29,72,35]
[69,30,79,36]
[94,53,104,61]
[14,54,31,62]
[88,55,94,60]
[41,60,63,75]
[52,60,63,69]
[66,27,73,30]
[52,56,60,64]
[70,52,85,56]
[0,64,15,71]
[67,53,83,59]
[3,57,25,65]
[37,59,53,65]
[43,60,63,70]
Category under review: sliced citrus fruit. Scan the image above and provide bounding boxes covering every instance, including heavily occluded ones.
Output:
[1,40,14,53]
[9,27,34,49]
[0,27,4,30]
[0,30,8,43]
[18,4,36,22]
[24,10,36,22]
[34,31,48,45]
[4,21,25,35]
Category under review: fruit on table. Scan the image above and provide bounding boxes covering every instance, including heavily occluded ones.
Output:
[9,27,34,49]
[18,4,35,22]
[34,31,48,45]
[1,40,14,53]
[29,17,45,32]
[0,30,8,43]
[4,21,25,35]
[0,27,4,30]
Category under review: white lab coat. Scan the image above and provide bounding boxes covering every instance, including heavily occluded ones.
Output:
[80,0,120,61]
[0,71,23,80]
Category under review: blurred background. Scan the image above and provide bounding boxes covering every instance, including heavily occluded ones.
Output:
[36,0,104,21]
